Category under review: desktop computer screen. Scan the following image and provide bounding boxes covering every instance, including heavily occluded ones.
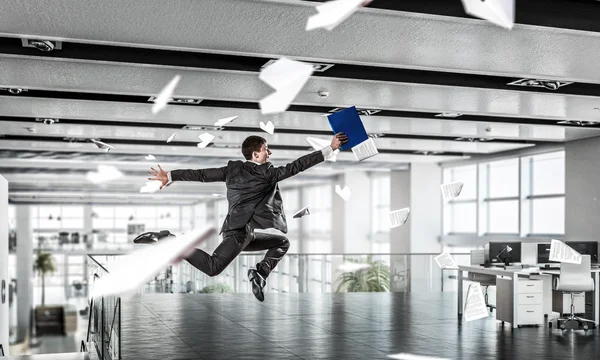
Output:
[489,241,522,265]
[537,243,559,265]
[565,241,599,263]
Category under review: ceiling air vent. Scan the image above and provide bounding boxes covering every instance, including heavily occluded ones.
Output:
[36,118,59,125]
[183,125,223,131]
[455,137,495,142]
[148,96,203,105]
[368,133,385,138]
[413,150,443,156]
[262,59,334,73]
[507,79,572,91]
[557,120,599,126]
[0,88,27,95]
[326,107,382,116]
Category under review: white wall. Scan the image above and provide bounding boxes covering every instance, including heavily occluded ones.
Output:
[0,175,8,354]
[565,136,600,242]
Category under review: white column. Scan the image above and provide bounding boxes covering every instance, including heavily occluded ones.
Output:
[0,175,9,354]
[16,205,32,342]
[390,170,410,292]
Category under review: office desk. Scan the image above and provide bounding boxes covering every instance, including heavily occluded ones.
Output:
[457,265,600,328]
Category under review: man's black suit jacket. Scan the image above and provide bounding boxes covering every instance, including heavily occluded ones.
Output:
[170,150,325,234]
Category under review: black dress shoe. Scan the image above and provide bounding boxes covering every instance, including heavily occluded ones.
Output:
[133,230,175,244]
[248,269,266,302]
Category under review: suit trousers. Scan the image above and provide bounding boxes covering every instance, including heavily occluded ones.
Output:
[184,225,290,278]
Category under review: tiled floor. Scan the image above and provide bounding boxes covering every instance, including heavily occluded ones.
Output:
[120,292,600,360]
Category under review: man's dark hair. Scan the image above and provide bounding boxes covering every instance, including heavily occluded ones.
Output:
[241,135,267,160]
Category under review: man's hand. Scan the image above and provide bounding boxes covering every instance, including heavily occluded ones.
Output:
[148,164,169,189]
[330,132,349,150]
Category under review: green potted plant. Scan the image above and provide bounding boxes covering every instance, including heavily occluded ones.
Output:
[200,283,234,293]
[34,252,56,306]
[335,256,391,292]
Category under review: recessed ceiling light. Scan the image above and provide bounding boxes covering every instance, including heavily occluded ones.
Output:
[414,150,443,155]
[21,38,62,51]
[368,133,385,138]
[262,59,334,73]
[212,143,240,149]
[328,107,382,116]
[435,112,463,118]
[148,96,202,105]
[557,120,599,126]
[508,79,572,91]
[36,118,58,125]
[183,125,223,131]
[0,88,27,95]
[212,193,222,197]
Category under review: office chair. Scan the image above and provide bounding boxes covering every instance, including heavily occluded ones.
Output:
[553,255,595,331]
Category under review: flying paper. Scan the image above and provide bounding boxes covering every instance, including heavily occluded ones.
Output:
[460,0,515,30]
[91,227,216,298]
[388,354,450,360]
[389,208,410,228]
[307,137,339,162]
[434,252,458,270]
[464,282,489,322]
[86,165,123,184]
[91,139,115,153]
[140,181,162,193]
[293,205,310,219]
[338,262,371,273]
[549,239,582,264]
[259,58,313,115]
[335,185,351,202]
[152,75,181,114]
[167,133,177,143]
[197,132,215,148]
[441,182,464,201]
[351,138,379,161]
[214,116,238,127]
[259,121,275,135]
[145,154,156,160]
[306,0,374,31]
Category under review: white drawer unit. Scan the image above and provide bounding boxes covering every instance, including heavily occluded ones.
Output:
[496,278,544,326]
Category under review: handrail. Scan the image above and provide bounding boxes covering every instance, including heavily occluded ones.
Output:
[88,255,111,274]
[88,252,470,257]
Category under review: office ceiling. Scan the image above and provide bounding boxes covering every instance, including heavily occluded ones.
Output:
[0,0,599,204]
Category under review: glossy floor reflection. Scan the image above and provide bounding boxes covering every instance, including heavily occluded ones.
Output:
[121,292,600,360]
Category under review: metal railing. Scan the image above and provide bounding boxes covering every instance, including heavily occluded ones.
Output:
[83,255,122,360]
[91,252,470,295]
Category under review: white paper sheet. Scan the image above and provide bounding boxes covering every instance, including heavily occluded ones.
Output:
[306,0,373,31]
[91,227,216,298]
[259,58,313,115]
[91,139,115,153]
[86,165,123,184]
[388,208,410,228]
[335,185,351,202]
[307,137,339,162]
[145,154,156,160]
[139,181,162,193]
[549,239,582,264]
[293,205,310,219]
[434,252,459,270]
[464,282,489,322]
[388,353,450,360]
[440,181,464,201]
[338,262,371,273]
[214,116,238,127]
[167,133,177,143]
[197,132,215,148]
[259,121,275,135]
[461,0,515,29]
[152,75,180,114]
[351,138,379,161]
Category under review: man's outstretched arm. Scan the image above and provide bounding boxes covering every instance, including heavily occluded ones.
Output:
[148,164,227,189]
[269,133,348,183]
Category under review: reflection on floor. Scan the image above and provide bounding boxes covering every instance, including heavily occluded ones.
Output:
[121,292,600,360]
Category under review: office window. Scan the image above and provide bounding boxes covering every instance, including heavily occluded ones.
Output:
[482,159,519,234]
[371,174,391,234]
[443,165,477,234]
[8,204,16,230]
[304,184,332,234]
[33,205,84,230]
[531,152,565,196]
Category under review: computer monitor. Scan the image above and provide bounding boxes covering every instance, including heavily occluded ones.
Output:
[488,241,522,265]
[537,243,559,265]
[565,241,599,263]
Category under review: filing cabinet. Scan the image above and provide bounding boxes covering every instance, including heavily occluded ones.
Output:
[497,278,544,326]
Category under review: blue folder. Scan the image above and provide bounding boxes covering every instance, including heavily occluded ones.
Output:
[327,106,369,151]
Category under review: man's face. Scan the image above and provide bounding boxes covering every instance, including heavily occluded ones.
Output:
[253,143,272,164]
